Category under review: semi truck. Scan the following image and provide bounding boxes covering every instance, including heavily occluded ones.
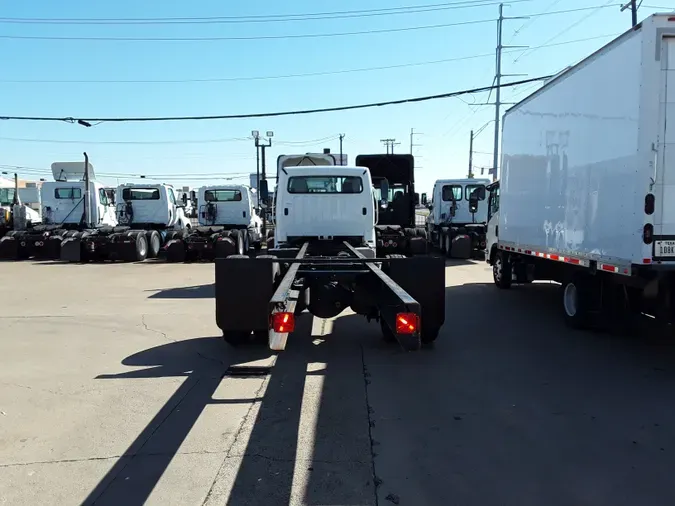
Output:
[214,164,446,351]
[485,13,675,329]
[426,178,490,258]
[354,154,428,257]
[0,174,41,238]
[164,184,263,262]
[0,159,118,260]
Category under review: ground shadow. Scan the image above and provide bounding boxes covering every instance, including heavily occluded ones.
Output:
[80,336,272,506]
[146,284,215,299]
[363,279,675,506]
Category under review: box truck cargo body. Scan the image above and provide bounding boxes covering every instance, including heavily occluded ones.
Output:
[486,14,675,328]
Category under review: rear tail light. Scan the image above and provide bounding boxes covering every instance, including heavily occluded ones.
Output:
[271,312,295,333]
[643,224,654,244]
[645,193,655,215]
[396,313,419,334]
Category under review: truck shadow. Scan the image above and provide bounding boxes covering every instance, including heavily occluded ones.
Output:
[79,335,273,506]
[79,281,675,506]
[146,284,215,299]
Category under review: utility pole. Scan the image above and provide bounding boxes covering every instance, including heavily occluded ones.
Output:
[468,130,474,179]
[620,0,638,27]
[380,138,400,154]
[410,128,422,155]
[492,3,528,182]
[83,151,91,228]
[339,134,345,164]
[252,131,261,207]
[252,131,273,241]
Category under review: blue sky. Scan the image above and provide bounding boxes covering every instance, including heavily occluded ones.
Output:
[0,0,671,193]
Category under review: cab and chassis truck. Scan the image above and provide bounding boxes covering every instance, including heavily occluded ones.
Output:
[486,14,675,329]
[214,165,445,351]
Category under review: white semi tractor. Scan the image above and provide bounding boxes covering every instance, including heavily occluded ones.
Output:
[164,184,264,262]
[485,13,675,329]
[426,178,490,258]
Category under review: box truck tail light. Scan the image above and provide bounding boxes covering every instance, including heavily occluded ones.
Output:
[396,313,419,334]
[643,224,654,244]
[645,194,655,215]
[271,312,295,333]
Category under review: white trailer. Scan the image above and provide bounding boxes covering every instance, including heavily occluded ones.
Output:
[485,13,675,328]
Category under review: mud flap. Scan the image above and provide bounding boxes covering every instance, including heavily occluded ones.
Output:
[45,237,63,259]
[60,237,82,262]
[165,239,186,263]
[387,255,446,339]
[215,256,276,334]
[450,235,472,259]
[0,236,19,260]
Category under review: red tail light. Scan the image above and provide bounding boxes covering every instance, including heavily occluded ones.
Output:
[271,312,295,333]
[396,313,419,334]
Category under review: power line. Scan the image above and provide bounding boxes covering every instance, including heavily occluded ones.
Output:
[0,33,618,85]
[0,76,553,124]
[513,0,616,63]
[0,135,340,146]
[0,6,619,42]
[0,1,530,25]
[0,18,495,42]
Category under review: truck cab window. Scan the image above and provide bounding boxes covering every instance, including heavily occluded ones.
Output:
[488,186,500,219]
[167,188,176,205]
[55,188,82,199]
[204,189,242,202]
[465,185,486,201]
[98,189,109,206]
[441,185,462,201]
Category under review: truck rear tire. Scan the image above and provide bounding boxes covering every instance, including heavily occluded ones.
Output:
[134,233,148,262]
[235,230,245,256]
[421,326,440,344]
[146,230,161,259]
[493,251,512,289]
[222,331,252,346]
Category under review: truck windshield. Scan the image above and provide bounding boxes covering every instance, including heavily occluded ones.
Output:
[287,175,363,194]
[204,189,242,202]
[122,188,160,200]
[442,185,462,201]
[0,188,15,205]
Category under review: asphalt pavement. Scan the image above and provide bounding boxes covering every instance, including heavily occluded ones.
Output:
[2,259,675,505]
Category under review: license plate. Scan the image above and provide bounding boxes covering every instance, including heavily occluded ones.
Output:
[656,240,675,257]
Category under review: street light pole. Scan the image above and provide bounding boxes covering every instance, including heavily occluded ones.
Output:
[257,131,274,246]
[252,131,261,208]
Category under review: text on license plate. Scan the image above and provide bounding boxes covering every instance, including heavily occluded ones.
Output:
[656,240,675,257]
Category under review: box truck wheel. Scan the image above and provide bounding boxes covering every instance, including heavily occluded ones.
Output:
[493,251,512,289]
[561,276,593,329]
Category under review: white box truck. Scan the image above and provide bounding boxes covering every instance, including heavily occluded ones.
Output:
[485,13,675,329]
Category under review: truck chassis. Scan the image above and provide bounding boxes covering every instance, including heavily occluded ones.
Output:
[215,240,445,351]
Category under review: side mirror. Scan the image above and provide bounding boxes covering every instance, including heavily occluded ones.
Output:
[379,179,389,208]
[414,192,420,205]
[182,194,187,205]
[260,179,269,202]
[468,186,485,214]
[421,193,427,206]
[469,193,479,214]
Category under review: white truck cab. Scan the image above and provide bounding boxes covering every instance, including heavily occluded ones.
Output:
[274,165,376,250]
[427,178,490,227]
[198,184,261,231]
[116,183,189,230]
